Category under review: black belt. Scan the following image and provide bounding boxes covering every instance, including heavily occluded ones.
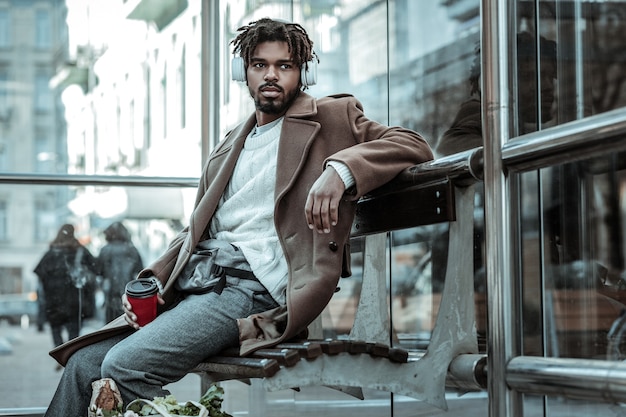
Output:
[210,264,257,295]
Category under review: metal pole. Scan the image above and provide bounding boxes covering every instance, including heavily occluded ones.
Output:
[507,356,626,403]
[201,0,222,165]
[481,0,522,416]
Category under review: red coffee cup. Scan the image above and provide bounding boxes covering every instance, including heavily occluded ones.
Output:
[125,279,159,327]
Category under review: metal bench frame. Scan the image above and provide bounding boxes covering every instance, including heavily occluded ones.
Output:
[193,152,486,410]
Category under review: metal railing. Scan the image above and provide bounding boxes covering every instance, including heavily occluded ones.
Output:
[0,408,47,417]
[0,173,199,188]
[503,107,626,173]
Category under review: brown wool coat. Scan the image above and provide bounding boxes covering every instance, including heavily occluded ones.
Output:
[50,92,433,365]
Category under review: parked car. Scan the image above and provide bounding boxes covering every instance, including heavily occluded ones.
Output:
[0,292,39,326]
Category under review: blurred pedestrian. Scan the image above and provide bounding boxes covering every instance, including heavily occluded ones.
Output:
[97,222,144,323]
[34,224,98,348]
[36,282,46,332]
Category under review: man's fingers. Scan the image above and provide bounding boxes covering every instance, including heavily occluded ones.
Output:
[319,197,334,233]
[121,294,140,329]
[305,191,326,232]
[310,196,335,233]
[305,168,346,233]
[328,195,339,227]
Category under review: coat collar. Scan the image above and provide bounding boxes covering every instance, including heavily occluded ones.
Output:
[284,91,318,119]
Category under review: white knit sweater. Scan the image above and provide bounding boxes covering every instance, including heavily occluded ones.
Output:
[209,118,288,304]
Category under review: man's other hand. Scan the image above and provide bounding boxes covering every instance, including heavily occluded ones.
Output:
[305,167,346,234]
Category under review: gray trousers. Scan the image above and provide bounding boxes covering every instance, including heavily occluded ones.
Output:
[45,275,279,417]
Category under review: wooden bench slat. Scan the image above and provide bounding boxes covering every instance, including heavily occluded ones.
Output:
[314,339,347,355]
[388,347,409,363]
[275,341,323,359]
[346,340,368,354]
[195,356,280,378]
[252,348,301,366]
[366,342,390,357]
[195,340,409,382]
[218,347,301,367]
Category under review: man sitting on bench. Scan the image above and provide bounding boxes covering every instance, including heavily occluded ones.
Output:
[45,17,433,415]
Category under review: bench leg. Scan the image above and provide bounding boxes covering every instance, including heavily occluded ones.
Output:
[350,232,392,344]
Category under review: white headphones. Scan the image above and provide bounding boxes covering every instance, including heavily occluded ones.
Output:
[231,54,318,87]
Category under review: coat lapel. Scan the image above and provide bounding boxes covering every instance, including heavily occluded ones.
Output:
[169,116,256,281]
[275,93,320,200]
[191,115,256,237]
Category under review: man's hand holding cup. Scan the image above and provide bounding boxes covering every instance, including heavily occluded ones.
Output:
[123,278,165,329]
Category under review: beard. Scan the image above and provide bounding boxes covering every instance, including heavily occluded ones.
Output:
[251,83,300,115]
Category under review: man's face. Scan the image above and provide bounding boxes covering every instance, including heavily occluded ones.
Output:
[247,41,302,122]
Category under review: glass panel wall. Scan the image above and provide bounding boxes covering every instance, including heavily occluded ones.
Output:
[0,0,205,411]
[385,0,486,354]
[512,1,626,359]
[510,1,626,416]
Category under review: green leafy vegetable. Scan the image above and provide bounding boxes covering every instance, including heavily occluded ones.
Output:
[125,384,231,416]
[199,384,232,417]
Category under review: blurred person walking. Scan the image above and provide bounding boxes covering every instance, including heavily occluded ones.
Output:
[34,224,98,348]
[98,222,144,323]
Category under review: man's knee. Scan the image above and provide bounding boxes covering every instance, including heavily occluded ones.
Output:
[100,347,129,379]
[100,339,150,381]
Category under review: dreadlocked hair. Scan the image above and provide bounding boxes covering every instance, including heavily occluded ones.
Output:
[231,18,316,81]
